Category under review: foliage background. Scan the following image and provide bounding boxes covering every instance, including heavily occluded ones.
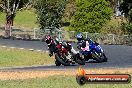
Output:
[69,0,112,33]
[34,0,67,29]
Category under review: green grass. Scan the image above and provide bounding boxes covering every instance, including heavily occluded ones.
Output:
[0,13,5,25]
[0,47,54,67]
[0,75,131,88]
[0,9,38,29]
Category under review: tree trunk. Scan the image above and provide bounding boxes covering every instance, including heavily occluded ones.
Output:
[4,13,15,37]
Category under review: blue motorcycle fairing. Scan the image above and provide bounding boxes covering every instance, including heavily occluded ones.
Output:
[81,41,104,55]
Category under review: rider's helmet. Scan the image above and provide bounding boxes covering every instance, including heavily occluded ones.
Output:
[47,35,52,40]
[76,33,83,42]
[45,35,52,44]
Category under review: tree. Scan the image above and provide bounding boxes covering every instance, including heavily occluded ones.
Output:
[69,0,112,33]
[34,0,67,30]
[121,22,132,34]
[119,0,132,23]
[106,0,118,13]
[0,0,30,37]
[63,0,76,22]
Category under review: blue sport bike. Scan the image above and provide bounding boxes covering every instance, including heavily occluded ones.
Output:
[79,39,108,63]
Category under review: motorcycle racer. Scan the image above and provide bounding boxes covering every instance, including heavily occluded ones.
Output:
[76,33,90,50]
[45,35,56,57]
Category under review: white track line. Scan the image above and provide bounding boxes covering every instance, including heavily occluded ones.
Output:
[36,50,42,52]
[45,50,49,53]
[29,49,34,51]
[10,47,15,49]
[0,45,45,52]
[19,48,24,50]
[1,46,7,48]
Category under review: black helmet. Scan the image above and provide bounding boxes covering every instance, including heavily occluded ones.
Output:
[76,33,83,41]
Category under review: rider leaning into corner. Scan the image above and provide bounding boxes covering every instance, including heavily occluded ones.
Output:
[46,33,92,57]
[76,33,101,54]
[76,33,94,54]
[45,35,56,57]
[45,35,62,57]
[45,35,75,57]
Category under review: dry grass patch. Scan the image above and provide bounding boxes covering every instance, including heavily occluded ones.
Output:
[0,68,132,80]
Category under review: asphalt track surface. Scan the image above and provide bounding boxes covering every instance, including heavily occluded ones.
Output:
[0,39,132,71]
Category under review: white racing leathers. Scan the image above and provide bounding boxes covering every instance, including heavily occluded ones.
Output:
[71,47,79,54]
[65,47,78,61]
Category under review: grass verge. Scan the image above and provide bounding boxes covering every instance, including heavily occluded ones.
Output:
[0,47,54,67]
[0,9,38,29]
[0,75,131,88]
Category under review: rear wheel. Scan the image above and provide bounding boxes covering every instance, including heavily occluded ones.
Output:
[55,53,70,66]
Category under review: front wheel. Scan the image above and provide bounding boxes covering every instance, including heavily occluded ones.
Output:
[101,53,108,62]
[91,50,103,63]
[73,53,85,65]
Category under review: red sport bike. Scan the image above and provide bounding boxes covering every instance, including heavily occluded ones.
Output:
[54,42,85,66]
